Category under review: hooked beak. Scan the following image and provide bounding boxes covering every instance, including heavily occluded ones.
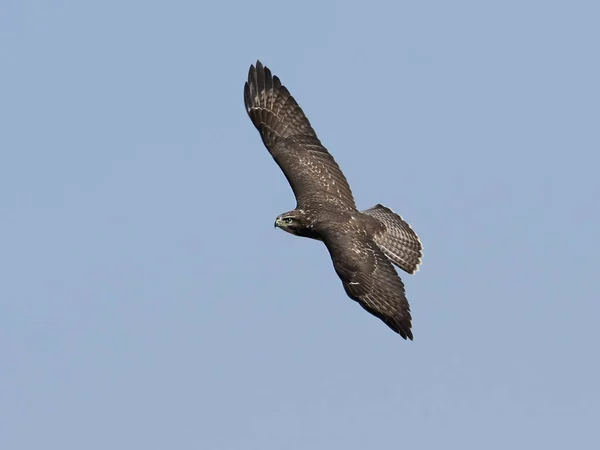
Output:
[274,218,280,229]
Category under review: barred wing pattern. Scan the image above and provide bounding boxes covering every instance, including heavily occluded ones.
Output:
[324,231,413,340]
[244,61,355,209]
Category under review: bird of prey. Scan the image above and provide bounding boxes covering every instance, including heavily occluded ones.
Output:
[244,61,423,339]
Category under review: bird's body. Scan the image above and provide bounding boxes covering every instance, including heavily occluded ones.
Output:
[244,61,423,339]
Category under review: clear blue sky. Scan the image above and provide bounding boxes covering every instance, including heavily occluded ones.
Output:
[1,1,599,449]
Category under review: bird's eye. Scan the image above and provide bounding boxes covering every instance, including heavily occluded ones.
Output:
[283,217,293,224]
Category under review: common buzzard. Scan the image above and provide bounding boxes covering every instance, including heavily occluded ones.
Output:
[244,61,423,339]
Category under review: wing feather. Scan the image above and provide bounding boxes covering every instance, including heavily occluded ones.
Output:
[244,61,355,210]
[323,231,414,340]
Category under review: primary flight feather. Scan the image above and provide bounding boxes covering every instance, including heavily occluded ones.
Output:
[244,61,423,339]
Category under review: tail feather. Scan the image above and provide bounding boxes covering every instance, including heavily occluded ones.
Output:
[362,204,423,274]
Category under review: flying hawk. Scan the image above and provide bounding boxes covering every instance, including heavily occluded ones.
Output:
[244,61,423,339]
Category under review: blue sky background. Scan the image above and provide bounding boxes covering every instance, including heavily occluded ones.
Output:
[1,1,599,448]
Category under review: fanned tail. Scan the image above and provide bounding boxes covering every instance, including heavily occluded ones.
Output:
[362,204,423,274]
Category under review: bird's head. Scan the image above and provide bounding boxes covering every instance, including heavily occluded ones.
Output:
[274,209,313,237]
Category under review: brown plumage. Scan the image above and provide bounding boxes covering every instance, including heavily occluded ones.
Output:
[244,61,423,339]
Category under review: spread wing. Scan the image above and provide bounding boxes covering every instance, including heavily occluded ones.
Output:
[244,61,356,210]
[323,231,413,339]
